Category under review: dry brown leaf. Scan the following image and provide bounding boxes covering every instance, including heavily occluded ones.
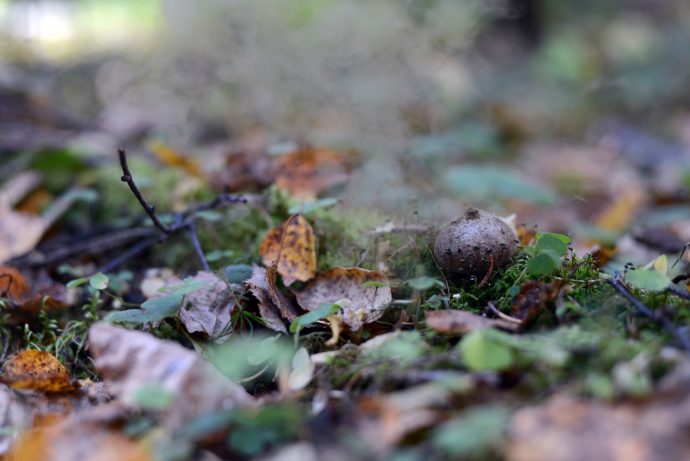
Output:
[7,417,151,461]
[0,266,30,301]
[506,392,690,461]
[1,350,79,394]
[425,310,516,335]
[245,265,288,333]
[178,271,235,337]
[0,175,79,264]
[88,323,253,429]
[0,267,73,317]
[259,215,317,286]
[510,280,562,325]
[295,267,392,331]
[0,381,113,456]
[265,264,302,321]
[274,147,350,200]
[357,379,469,455]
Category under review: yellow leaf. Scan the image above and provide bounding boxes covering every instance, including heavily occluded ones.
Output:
[653,254,668,275]
[147,140,203,178]
[594,189,645,232]
[1,350,78,394]
[259,215,317,286]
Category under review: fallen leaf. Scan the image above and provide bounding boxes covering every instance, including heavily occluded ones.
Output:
[357,378,471,454]
[459,330,514,372]
[211,149,275,193]
[259,215,317,286]
[179,271,235,337]
[0,266,30,300]
[0,380,112,456]
[265,264,302,321]
[426,310,517,335]
[294,268,392,331]
[246,265,288,333]
[506,392,690,461]
[88,323,253,429]
[7,417,151,461]
[274,147,350,200]
[0,350,78,394]
[147,140,203,177]
[0,267,73,317]
[287,347,314,391]
[594,188,646,232]
[0,384,32,454]
[510,280,562,325]
[0,175,80,264]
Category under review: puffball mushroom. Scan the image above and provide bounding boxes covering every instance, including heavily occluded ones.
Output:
[434,208,518,280]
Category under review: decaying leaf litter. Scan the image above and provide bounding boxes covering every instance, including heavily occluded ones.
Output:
[3,2,690,460]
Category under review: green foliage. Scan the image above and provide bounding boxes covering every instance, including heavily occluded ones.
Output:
[227,404,303,456]
[433,406,510,458]
[208,334,294,382]
[289,303,341,336]
[625,269,671,292]
[459,329,514,372]
[525,232,570,277]
[223,264,254,284]
[363,331,428,365]
[405,276,444,291]
[106,278,208,324]
[445,165,556,204]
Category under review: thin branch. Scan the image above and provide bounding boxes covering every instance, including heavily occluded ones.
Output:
[97,236,159,274]
[608,273,690,352]
[668,284,690,301]
[118,148,172,234]
[187,220,210,271]
[114,148,249,272]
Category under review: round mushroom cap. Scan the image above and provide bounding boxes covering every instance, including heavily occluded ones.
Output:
[433,208,518,280]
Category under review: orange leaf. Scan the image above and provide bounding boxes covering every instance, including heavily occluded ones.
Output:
[259,215,317,286]
[8,419,151,461]
[0,266,30,301]
[274,148,350,200]
[147,140,203,178]
[595,189,645,232]
[1,350,78,394]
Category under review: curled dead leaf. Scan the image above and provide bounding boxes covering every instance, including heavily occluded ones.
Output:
[0,266,30,301]
[88,323,253,429]
[259,215,317,286]
[246,265,288,333]
[510,280,562,325]
[1,350,79,394]
[294,268,392,331]
[274,147,350,200]
[426,310,517,335]
[0,174,79,264]
[0,267,73,317]
[178,271,235,337]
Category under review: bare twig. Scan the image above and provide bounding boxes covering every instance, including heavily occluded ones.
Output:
[97,236,159,274]
[486,301,523,325]
[118,148,172,234]
[114,148,246,272]
[667,284,690,301]
[608,272,690,352]
[187,220,210,271]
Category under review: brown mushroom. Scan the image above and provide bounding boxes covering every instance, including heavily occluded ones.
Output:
[434,208,518,280]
